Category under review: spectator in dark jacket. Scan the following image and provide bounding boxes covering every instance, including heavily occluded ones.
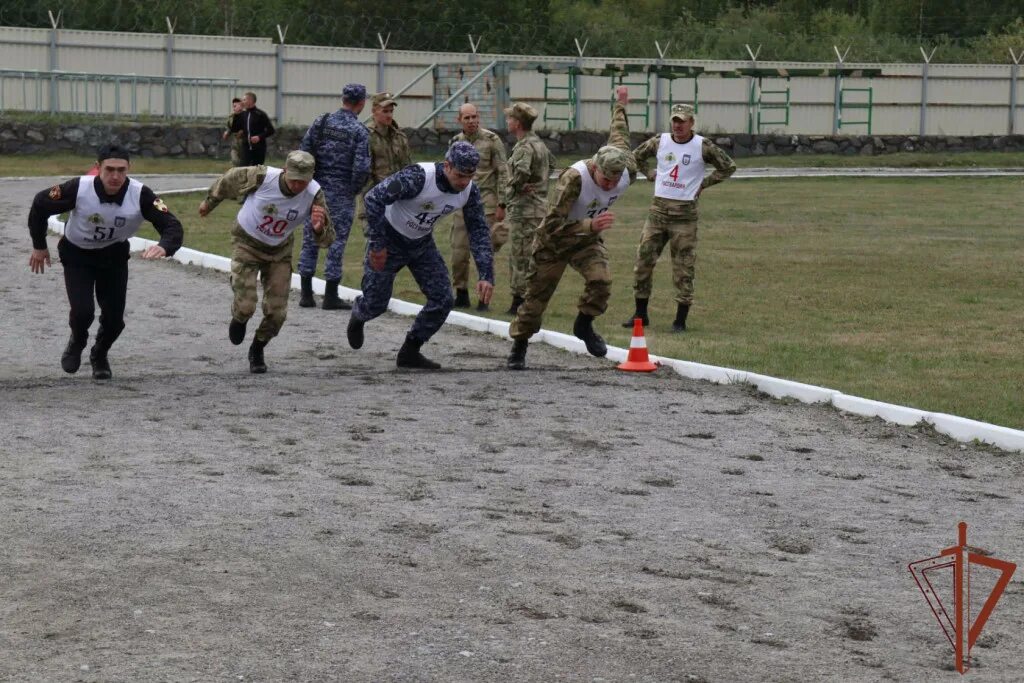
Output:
[231,91,276,166]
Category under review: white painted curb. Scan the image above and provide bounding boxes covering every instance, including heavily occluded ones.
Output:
[46,214,1024,453]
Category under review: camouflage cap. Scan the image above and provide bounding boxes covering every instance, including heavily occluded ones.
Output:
[284,150,315,182]
[503,102,538,126]
[446,140,480,174]
[670,103,696,121]
[342,83,367,103]
[592,145,629,178]
[371,92,397,108]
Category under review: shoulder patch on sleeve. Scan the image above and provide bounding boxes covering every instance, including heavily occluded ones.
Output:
[153,197,169,213]
[48,185,61,200]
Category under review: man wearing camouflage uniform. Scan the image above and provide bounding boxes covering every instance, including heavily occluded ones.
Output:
[346,142,494,370]
[501,102,555,316]
[296,83,371,310]
[622,103,736,332]
[222,97,244,167]
[199,151,335,373]
[507,87,636,370]
[364,92,412,198]
[448,102,508,311]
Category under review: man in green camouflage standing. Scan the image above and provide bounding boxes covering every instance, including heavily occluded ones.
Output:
[507,87,636,370]
[222,97,244,167]
[622,103,735,332]
[449,102,508,311]
[365,92,412,197]
[501,102,555,316]
[198,151,335,373]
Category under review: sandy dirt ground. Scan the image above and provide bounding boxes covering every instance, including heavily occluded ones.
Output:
[1,176,1022,682]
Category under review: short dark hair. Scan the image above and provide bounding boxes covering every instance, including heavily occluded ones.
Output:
[231,97,241,104]
[97,143,131,163]
[244,91,257,102]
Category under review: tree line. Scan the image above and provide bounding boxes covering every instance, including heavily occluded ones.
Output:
[2,0,1022,62]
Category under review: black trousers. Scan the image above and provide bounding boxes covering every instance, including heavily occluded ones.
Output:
[58,238,129,351]
[242,142,268,166]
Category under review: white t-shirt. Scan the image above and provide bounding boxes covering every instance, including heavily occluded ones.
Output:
[654,133,705,201]
[566,159,630,222]
[384,163,473,239]
[64,176,145,249]
[236,167,320,246]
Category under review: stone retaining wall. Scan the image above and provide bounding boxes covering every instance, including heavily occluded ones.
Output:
[3,120,1024,160]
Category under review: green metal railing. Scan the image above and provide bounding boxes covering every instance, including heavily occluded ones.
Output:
[542,71,577,129]
[0,69,237,119]
[839,86,874,134]
[749,76,791,133]
[610,72,651,129]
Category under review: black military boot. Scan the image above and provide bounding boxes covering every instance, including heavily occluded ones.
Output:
[60,333,88,374]
[622,297,650,328]
[229,318,247,345]
[573,313,608,358]
[453,288,471,308]
[248,338,268,374]
[321,279,351,310]
[299,275,316,308]
[89,345,112,380]
[506,295,524,316]
[506,338,528,370]
[346,316,365,349]
[672,303,690,333]
[396,335,441,370]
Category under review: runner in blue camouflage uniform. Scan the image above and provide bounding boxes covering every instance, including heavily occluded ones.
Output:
[346,142,495,370]
[297,83,371,310]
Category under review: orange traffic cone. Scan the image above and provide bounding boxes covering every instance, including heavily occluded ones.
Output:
[618,318,658,372]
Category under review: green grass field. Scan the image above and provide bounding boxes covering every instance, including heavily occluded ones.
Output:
[4,150,1024,178]
[143,176,1024,431]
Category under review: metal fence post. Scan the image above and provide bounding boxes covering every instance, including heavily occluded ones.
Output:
[376,33,390,94]
[275,25,287,123]
[1010,49,1021,135]
[832,46,850,135]
[47,10,61,113]
[572,38,587,131]
[165,17,176,119]
[919,46,936,136]
[654,40,670,133]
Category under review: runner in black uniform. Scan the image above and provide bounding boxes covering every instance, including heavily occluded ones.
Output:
[27,144,184,379]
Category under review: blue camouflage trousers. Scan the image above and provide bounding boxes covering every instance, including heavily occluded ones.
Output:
[352,226,454,344]
[298,192,355,282]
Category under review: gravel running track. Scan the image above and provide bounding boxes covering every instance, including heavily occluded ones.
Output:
[1,175,1022,682]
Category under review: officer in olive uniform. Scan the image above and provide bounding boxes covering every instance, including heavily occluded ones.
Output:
[199,151,335,373]
[364,92,412,197]
[502,102,555,316]
[448,102,508,311]
[622,103,736,332]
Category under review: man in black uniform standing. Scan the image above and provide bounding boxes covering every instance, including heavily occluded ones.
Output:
[27,144,184,379]
[230,91,276,166]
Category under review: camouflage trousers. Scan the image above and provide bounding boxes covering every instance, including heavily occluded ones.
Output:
[510,236,611,340]
[229,142,242,167]
[631,214,699,305]
[230,230,293,343]
[352,226,454,344]
[298,193,356,282]
[449,210,498,289]
[506,211,545,298]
